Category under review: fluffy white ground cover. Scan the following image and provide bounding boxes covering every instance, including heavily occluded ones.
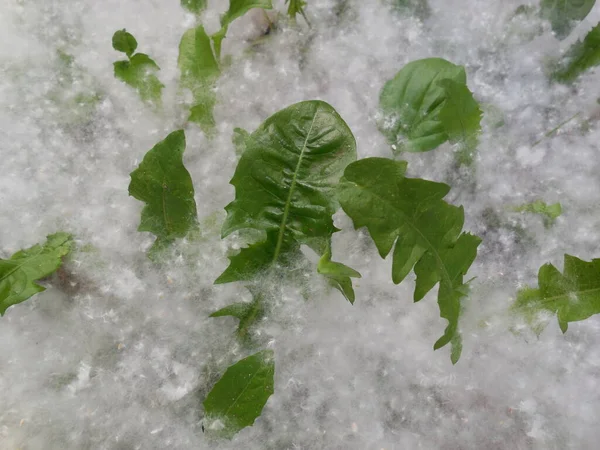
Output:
[1,0,600,448]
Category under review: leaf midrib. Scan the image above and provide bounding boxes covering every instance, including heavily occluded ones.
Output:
[353,182,456,292]
[538,286,600,306]
[272,107,319,262]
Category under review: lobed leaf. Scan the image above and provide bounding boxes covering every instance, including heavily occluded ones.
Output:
[215,100,360,301]
[551,23,600,82]
[128,130,199,258]
[540,0,596,39]
[337,157,481,363]
[513,254,600,333]
[0,233,73,316]
[379,58,480,154]
[286,0,309,23]
[178,25,220,134]
[203,349,275,439]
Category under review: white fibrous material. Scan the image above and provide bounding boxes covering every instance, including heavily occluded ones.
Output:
[1,0,600,448]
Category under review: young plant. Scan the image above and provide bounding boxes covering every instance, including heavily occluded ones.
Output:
[513,254,600,334]
[379,58,482,157]
[337,158,481,363]
[0,233,73,316]
[112,29,164,104]
[128,130,199,259]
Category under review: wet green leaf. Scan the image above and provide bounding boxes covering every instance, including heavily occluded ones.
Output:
[128,130,199,257]
[203,350,275,439]
[338,157,481,363]
[513,254,600,333]
[0,233,73,316]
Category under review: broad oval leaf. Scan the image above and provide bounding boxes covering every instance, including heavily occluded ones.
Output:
[541,0,596,39]
[0,232,73,316]
[552,23,600,83]
[128,130,198,258]
[338,158,481,363]
[178,24,220,134]
[112,29,137,57]
[215,100,359,300]
[513,255,600,333]
[203,349,275,439]
[379,58,481,154]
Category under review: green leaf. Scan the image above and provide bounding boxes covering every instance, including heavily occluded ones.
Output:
[552,23,600,83]
[178,24,220,134]
[513,255,600,333]
[215,100,359,290]
[232,127,250,157]
[112,29,137,57]
[379,58,470,153]
[318,246,361,304]
[0,232,73,316]
[128,130,199,257]
[540,0,596,39]
[210,290,265,340]
[390,0,431,20]
[437,78,482,162]
[181,0,207,14]
[203,349,275,439]
[212,0,274,59]
[285,0,309,23]
[114,53,164,104]
[337,157,481,363]
[513,200,562,227]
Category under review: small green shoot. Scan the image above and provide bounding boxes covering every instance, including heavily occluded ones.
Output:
[112,29,164,104]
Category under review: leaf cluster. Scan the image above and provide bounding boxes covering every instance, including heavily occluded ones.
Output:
[112,29,164,104]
